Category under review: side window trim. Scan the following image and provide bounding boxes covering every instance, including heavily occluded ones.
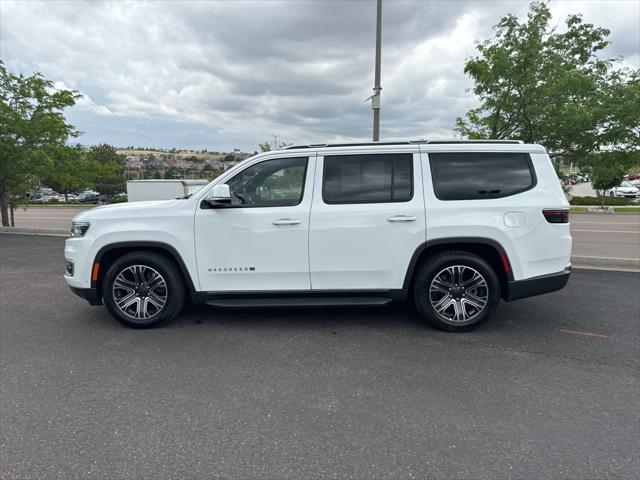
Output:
[223,156,310,209]
[321,153,414,205]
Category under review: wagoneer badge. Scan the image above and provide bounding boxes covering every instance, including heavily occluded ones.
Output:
[208,266,256,272]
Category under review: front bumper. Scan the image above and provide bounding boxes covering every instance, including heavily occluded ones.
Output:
[69,286,102,306]
[64,235,94,289]
[505,265,571,301]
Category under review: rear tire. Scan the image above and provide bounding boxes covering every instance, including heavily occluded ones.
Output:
[412,251,500,332]
[102,251,186,328]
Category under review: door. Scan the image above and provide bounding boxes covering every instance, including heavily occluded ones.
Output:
[195,154,314,292]
[309,150,426,290]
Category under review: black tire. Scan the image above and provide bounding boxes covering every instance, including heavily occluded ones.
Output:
[412,251,500,332]
[102,251,186,328]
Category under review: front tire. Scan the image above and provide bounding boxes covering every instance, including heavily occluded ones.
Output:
[413,251,500,332]
[102,251,186,328]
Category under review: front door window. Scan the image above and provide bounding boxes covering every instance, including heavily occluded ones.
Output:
[226,157,308,207]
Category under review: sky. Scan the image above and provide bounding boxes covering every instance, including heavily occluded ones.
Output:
[1,0,639,152]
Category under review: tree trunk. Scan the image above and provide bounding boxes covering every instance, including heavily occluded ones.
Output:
[10,205,15,227]
[0,184,9,227]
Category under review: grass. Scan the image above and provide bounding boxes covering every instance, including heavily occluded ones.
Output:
[569,195,638,206]
[571,206,640,214]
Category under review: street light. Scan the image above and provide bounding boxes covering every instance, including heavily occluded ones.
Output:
[372,0,382,141]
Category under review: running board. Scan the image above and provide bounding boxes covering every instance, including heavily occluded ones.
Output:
[205,296,393,308]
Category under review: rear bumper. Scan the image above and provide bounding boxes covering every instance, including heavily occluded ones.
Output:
[505,265,571,301]
[69,286,102,306]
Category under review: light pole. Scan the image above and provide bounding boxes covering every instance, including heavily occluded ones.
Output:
[372,0,382,141]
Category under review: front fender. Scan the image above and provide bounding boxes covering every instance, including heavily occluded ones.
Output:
[88,221,198,292]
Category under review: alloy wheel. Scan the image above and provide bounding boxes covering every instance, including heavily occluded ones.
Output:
[112,265,168,320]
[428,265,489,323]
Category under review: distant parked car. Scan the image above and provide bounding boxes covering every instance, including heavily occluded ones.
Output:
[627,173,640,181]
[34,194,62,203]
[78,193,100,203]
[606,181,640,198]
[111,193,128,203]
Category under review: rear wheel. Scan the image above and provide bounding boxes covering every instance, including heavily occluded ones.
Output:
[413,251,500,332]
[103,252,185,328]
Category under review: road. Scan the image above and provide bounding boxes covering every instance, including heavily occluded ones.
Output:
[1,233,639,479]
[10,207,640,260]
[571,214,640,259]
[12,206,91,230]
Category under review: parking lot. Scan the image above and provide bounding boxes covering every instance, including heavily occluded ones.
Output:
[1,233,639,478]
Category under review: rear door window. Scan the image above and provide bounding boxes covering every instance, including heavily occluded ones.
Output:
[322,153,413,204]
[429,152,535,200]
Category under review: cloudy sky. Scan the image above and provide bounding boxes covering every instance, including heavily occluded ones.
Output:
[1,0,638,152]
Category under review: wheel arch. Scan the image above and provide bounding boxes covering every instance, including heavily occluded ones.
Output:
[91,242,196,300]
[403,237,513,299]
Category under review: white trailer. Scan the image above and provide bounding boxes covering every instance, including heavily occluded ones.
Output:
[126,180,209,202]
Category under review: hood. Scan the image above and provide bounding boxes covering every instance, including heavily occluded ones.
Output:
[72,199,185,222]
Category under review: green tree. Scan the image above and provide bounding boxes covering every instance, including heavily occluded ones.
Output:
[259,138,290,152]
[0,61,80,225]
[165,166,183,179]
[87,144,125,201]
[455,2,639,164]
[591,162,625,205]
[43,145,101,200]
[259,142,271,153]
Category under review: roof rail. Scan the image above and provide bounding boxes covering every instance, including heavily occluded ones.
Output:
[423,139,523,144]
[283,139,523,149]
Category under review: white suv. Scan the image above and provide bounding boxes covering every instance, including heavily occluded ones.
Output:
[64,140,572,331]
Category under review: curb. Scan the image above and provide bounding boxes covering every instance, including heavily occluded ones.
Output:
[0,227,68,236]
[571,255,640,272]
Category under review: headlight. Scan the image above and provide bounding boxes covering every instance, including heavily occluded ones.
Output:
[70,221,91,237]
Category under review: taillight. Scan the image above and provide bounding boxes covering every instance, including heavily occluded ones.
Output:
[543,209,569,223]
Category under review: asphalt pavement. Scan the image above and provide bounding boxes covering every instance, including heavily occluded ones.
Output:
[1,233,639,479]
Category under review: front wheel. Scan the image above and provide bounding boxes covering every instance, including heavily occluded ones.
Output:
[413,251,500,332]
[102,252,186,328]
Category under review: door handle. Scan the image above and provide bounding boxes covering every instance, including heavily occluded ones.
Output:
[387,215,416,223]
[272,218,301,226]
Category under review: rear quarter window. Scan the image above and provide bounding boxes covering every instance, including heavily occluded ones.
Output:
[429,152,536,200]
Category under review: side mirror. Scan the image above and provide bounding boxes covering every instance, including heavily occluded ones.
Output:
[203,184,231,208]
